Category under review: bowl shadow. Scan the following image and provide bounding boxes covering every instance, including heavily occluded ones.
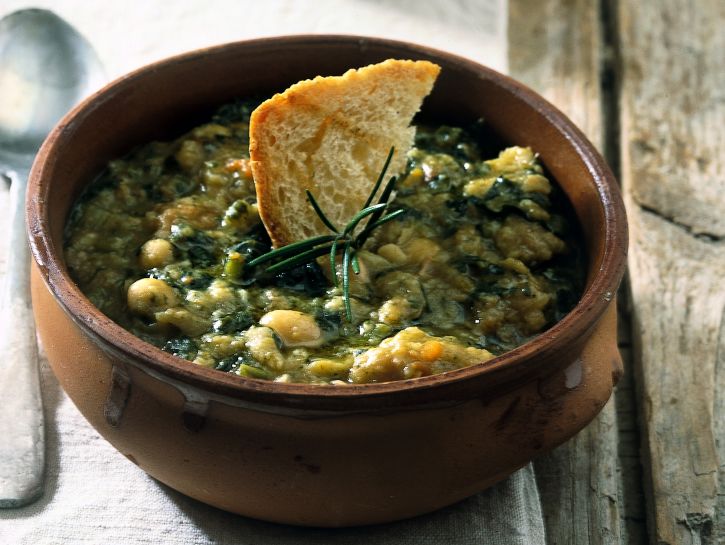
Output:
[156,464,544,543]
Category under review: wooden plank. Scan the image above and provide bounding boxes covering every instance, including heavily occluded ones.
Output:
[617,0,725,543]
[509,1,624,543]
[534,404,623,545]
[615,335,649,545]
[615,283,650,545]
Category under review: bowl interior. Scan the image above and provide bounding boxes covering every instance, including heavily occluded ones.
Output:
[29,36,626,408]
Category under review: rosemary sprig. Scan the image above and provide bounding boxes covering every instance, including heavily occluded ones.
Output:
[247,147,404,321]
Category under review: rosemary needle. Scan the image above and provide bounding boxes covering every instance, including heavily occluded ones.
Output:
[249,147,405,321]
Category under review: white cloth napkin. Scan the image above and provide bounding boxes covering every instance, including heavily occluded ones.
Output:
[0,1,548,543]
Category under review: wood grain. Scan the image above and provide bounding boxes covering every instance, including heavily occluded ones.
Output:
[510,1,624,543]
[617,0,725,543]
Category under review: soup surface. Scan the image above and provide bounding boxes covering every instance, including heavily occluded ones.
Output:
[65,100,583,384]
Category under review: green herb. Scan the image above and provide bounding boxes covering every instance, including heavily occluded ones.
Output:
[212,309,253,334]
[162,337,199,360]
[238,363,274,379]
[248,147,404,320]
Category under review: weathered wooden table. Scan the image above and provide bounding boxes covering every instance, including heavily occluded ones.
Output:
[509,1,724,543]
[0,1,719,542]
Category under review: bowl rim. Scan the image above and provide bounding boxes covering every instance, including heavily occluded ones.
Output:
[27,34,627,409]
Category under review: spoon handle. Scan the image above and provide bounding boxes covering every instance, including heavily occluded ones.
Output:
[0,169,45,507]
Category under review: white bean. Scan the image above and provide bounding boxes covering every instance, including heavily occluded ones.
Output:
[259,310,323,348]
[127,278,178,316]
[138,239,174,269]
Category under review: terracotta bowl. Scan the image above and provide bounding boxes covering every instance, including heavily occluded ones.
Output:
[27,36,627,527]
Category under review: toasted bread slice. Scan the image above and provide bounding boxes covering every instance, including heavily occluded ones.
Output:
[249,59,440,247]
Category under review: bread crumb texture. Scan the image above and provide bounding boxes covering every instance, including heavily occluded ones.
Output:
[249,59,441,247]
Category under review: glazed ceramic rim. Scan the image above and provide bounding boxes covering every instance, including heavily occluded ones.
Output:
[28,35,627,410]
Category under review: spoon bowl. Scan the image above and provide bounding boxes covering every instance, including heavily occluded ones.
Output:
[0,9,103,160]
[0,8,103,508]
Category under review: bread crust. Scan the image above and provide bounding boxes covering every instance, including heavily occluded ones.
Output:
[249,59,440,247]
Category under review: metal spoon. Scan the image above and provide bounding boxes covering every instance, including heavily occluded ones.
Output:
[0,8,103,507]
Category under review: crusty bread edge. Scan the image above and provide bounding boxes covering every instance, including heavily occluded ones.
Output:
[249,59,441,248]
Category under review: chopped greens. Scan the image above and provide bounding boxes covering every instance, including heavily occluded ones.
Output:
[64,100,584,384]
